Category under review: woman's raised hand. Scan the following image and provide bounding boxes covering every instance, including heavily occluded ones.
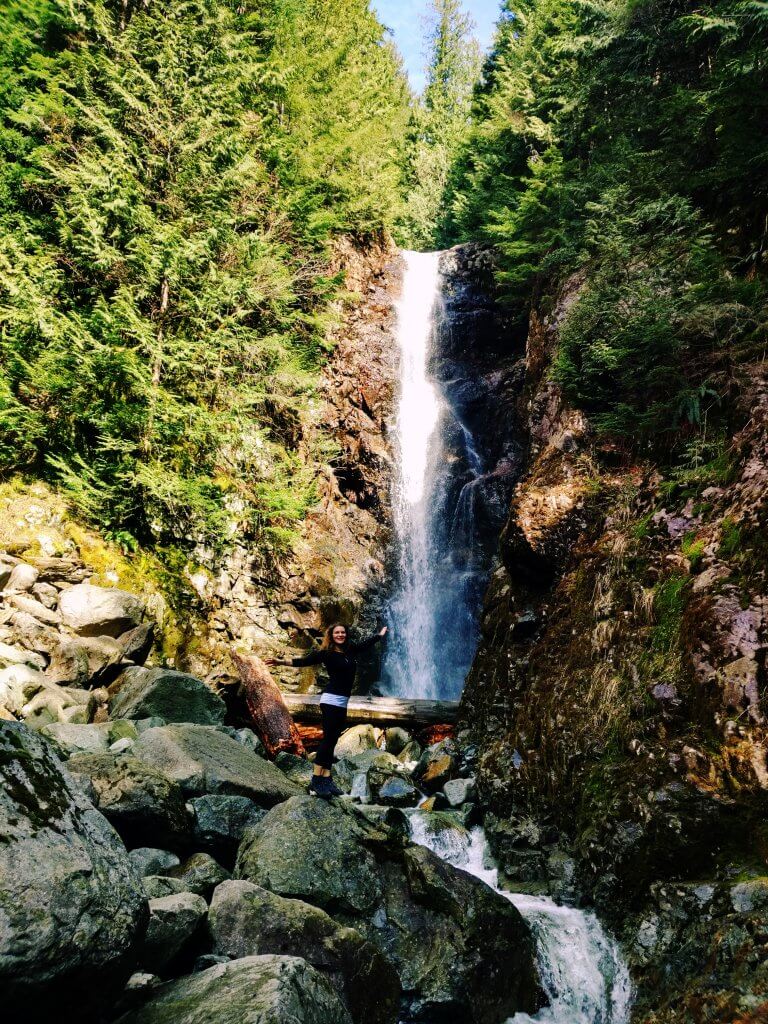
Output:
[263,657,280,667]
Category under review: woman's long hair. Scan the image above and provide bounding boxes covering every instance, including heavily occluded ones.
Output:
[320,622,349,651]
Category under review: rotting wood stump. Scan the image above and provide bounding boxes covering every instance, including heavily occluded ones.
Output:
[232,653,306,758]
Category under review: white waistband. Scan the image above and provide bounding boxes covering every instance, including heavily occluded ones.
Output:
[320,693,349,708]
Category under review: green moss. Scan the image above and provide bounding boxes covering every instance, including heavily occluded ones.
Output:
[652,574,688,652]
[718,516,742,560]
[681,532,706,572]
[632,511,655,539]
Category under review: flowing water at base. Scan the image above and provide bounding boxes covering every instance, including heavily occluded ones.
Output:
[408,813,634,1024]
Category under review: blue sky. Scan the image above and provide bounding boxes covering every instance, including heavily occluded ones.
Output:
[372,0,502,93]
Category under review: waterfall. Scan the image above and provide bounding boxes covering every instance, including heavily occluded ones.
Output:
[407,813,634,1024]
[384,249,496,700]
[384,250,443,700]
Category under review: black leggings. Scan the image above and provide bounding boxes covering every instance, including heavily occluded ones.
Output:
[316,703,348,770]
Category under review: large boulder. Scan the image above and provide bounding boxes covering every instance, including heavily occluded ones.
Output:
[384,726,411,755]
[109,666,226,725]
[20,679,90,728]
[0,722,146,1020]
[141,892,208,972]
[333,748,408,795]
[335,723,379,758]
[235,797,540,1022]
[45,640,92,686]
[40,721,109,754]
[236,796,382,916]
[5,562,39,592]
[190,794,266,860]
[41,720,140,757]
[210,880,400,1024]
[116,623,155,665]
[59,583,144,638]
[114,955,352,1024]
[165,852,230,898]
[0,664,46,714]
[413,739,458,794]
[132,724,300,805]
[373,774,418,807]
[143,875,188,899]
[0,665,93,726]
[67,751,192,849]
[129,848,181,877]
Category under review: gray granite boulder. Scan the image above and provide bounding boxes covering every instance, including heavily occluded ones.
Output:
[165,852,230,899]
[372,774,418,807]
[334,723,379,758]
[236,796,382,915]
[59,583,144,637]
[274,750,314,787]
[384,726,411,755]
[443,776,476,807]
[67,751,192,848]
[109,666,225,726]
[0,723,146,1020]
[114,955,352,1024]
[209,880,400,1024]
[40,722,111,755]
[141,892,208,971]
[143,875,188,899]
[190,794,267,858]
[129,848,180,877]
[132,724,300,805]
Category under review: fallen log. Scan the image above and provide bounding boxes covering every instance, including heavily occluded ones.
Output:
[280,693,459,729]
[232,653,306,758]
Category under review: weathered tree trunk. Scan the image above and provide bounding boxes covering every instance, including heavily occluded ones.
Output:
[231,653,306,758]
[280,693,459,728]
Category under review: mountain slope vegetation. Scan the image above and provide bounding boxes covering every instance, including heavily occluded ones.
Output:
[446,0,768,447]
[0,0,408,561]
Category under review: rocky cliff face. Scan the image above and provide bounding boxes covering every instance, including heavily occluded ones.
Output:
[196,237,402,692]
[461,277,768,1022]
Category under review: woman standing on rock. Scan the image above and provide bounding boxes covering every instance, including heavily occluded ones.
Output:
[266,623,387,798]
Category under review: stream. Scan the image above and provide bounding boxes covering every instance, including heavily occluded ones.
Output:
[408,811,634,1024]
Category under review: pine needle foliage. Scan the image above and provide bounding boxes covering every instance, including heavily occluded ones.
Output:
[0,0,408,557]
[397,0,482,249]
[445,0,768,448]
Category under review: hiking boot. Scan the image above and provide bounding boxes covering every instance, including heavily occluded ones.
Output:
[326,779,343,797]
[309,775,332,800]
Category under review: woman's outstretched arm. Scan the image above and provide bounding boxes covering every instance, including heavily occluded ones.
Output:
[349,625,388,653]
[264,650,325,668]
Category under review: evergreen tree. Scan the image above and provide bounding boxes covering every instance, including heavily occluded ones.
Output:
[398,0,481,249]
[445,0,768,446]
[0,0,409,561]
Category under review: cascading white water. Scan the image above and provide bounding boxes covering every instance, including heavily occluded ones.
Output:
[407,813,634,1024]
[384,248,515,700]
[386,250,443,699]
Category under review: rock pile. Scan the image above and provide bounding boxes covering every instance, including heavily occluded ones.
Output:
[0,551,158,728]
[0,567,541,1023]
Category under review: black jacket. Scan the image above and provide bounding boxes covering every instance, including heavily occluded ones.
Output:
[291,634,382,698]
